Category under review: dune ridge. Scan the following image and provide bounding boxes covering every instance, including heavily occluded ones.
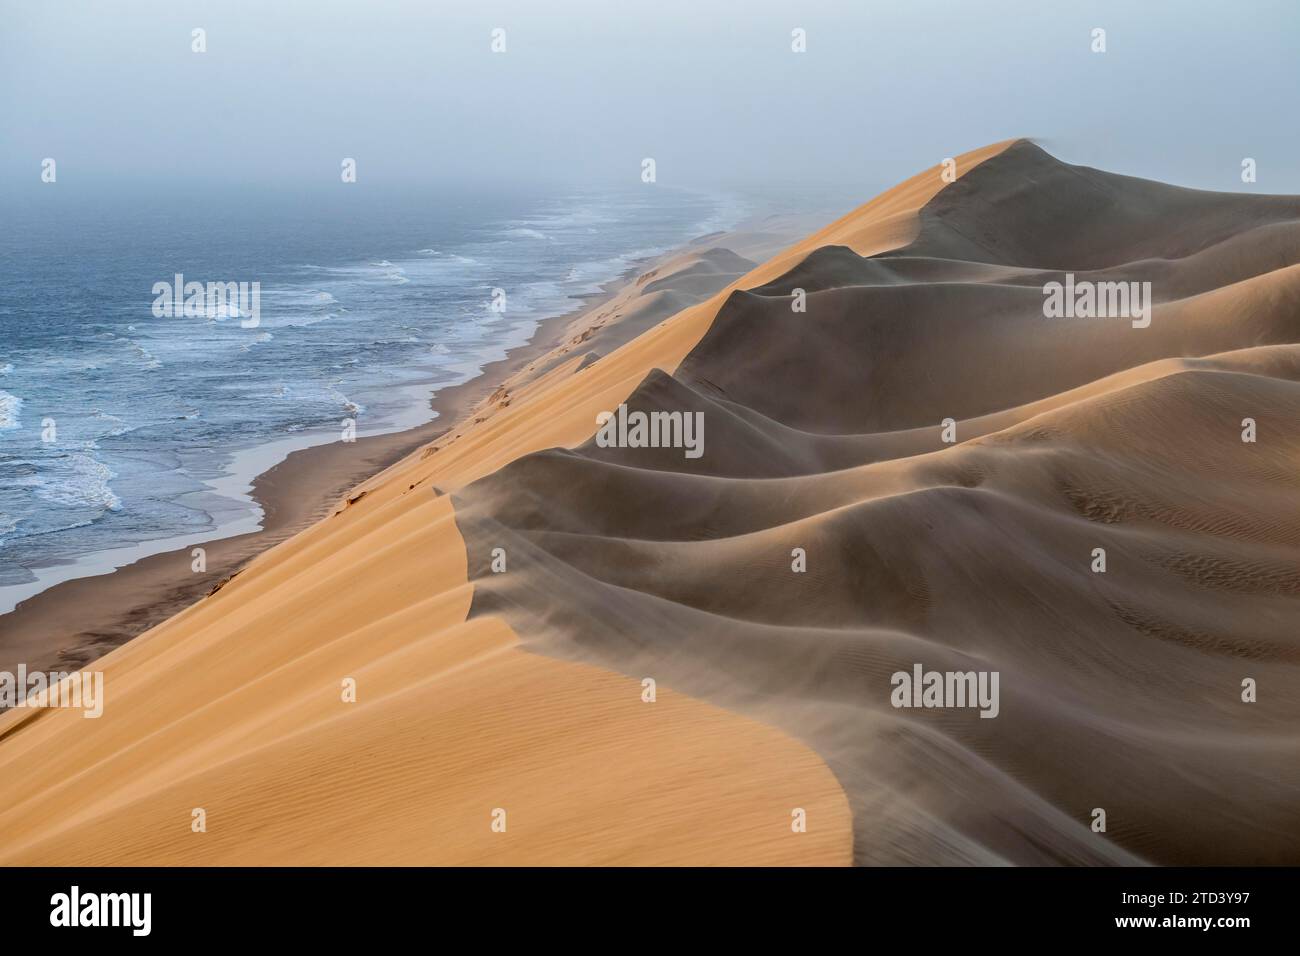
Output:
[453,141,1300,865]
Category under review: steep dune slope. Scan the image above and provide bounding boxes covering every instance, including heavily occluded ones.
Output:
[454,142,1300,865]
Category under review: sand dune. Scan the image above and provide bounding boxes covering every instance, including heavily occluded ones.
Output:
[6,139,1294,865]
[452,141,1300,865]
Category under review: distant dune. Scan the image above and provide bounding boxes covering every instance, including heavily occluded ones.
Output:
[4,139,1297,865]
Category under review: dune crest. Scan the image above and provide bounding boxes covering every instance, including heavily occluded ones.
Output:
[455,141,1300,865]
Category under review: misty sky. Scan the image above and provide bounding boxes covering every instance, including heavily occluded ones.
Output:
[3,0,1299,198]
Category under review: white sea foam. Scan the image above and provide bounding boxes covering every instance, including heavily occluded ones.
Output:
[92,409,135,438]
[129,340,163,369]
[691,192,752,237]
[18,450,122,513]
[503,227,552,241]
[241,331,275,351]
[0,511,18,546]
[367,260,410,284]
[328,386,366,417]
[417,249,479,265]
[531,206,615,229]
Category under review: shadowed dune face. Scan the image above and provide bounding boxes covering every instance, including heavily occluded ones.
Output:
[457,142,1300,865]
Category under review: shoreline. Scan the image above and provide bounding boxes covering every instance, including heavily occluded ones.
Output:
[0,271,637,676]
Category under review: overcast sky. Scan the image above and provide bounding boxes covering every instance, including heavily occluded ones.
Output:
[3,0,1298,196]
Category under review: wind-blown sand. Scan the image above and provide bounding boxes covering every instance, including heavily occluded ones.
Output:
[4,139,1296,865]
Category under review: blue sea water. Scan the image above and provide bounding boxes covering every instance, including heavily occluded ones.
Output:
[0,184,749,611]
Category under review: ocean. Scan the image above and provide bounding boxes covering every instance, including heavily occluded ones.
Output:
[0,183,750,613]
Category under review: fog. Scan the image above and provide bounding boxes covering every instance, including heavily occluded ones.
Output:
[3,0,1298,196]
